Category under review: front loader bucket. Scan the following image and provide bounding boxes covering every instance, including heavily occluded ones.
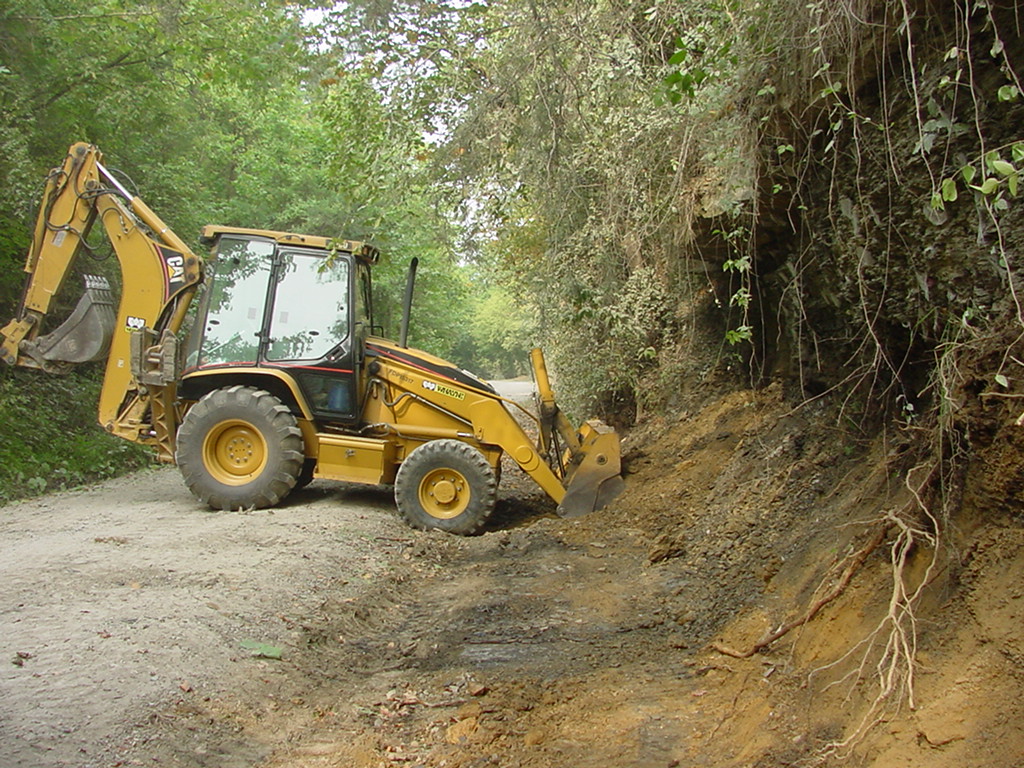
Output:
[23,275,115,366]
[557,420,625,518]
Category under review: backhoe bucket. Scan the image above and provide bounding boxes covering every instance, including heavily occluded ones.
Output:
[557,420,625,518]
[23,275,115,366]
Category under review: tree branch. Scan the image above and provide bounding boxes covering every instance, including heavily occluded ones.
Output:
[13,12,157,22]
[37,46,172,110]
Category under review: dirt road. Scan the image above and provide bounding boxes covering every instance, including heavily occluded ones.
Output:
[0,459,676,768]
[0,467,403,767]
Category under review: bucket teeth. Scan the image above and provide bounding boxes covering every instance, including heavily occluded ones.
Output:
[24,274,116,366]
[84,274,111,291]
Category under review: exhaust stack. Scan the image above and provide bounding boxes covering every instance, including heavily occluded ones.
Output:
[399,257,418,348]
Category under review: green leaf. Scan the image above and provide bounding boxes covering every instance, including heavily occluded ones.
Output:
[730,288,752,308]
[995,373,1009,388]
[931,192,945,211]
[1009,172,1019,197]
[998,84,1020,101]
[961,165,977,184]
[240,640,283,660]
[820,81,843,98]
[1013,143,1024,163]
[977,177,999,195]
[991,160,1016,177]
[941,177,958,202]
[722,255,751,273]
[725,326,753,345]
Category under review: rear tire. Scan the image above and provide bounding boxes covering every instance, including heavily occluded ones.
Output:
[176,386,305,510]
[394,439,497,535]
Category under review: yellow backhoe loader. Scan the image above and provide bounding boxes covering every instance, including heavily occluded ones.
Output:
[1,143,622,534]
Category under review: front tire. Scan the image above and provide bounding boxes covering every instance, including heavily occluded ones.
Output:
[176,386,305,510]
[394,440,498,535]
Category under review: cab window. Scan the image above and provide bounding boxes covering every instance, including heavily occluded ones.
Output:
[266,252,350,361]
[196,237,273,366]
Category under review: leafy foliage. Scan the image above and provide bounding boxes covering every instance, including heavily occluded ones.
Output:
[5,0,1016,505]
[0,367,150,503]
[396,0,767,414]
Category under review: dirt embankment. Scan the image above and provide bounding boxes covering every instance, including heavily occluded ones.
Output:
[3,381,1021,768]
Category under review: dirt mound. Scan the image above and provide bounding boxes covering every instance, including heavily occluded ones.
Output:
[3,377,1020,767]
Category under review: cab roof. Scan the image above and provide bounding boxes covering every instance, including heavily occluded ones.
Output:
[199,225,380,264]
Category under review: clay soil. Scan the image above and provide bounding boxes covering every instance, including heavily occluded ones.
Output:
[2,382,1023,768]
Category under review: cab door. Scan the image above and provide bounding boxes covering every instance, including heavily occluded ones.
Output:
[265,249,357,422]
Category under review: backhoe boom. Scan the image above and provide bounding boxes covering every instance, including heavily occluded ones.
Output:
[0,143,203,459]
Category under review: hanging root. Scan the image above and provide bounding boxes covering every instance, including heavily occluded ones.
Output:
[710,522,891,659]
[712,462,939,668]
[712,460,943,765]
[807,464,942,759]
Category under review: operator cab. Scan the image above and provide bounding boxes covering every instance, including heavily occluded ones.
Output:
[182,226,378,425]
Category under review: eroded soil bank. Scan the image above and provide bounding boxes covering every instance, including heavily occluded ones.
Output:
[2,382,1021,768]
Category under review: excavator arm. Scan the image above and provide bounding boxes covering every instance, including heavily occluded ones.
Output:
[529,348,624,517]
[1,143,203,460]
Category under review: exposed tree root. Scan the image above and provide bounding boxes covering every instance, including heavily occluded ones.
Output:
[712,455,942,663]
[710,522,892,659]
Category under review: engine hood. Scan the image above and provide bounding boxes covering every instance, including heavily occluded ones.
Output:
[365,338,497,396]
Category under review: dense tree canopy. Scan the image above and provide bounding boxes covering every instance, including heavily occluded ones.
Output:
[0,0,525,498]
[0,0,509,354]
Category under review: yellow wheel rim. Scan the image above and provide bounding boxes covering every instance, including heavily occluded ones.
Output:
[202,419,267,485]
[418,467,470,519]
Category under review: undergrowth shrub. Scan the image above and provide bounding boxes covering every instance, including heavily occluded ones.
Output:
[0,366,150,505]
